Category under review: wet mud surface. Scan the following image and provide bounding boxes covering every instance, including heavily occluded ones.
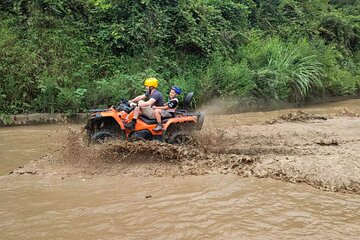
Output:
[11,110,360,194]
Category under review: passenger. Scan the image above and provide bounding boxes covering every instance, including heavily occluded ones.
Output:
[152,86,181,131]
[124,77,164,130]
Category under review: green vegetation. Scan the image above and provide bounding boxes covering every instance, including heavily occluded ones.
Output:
[0,0,359,114]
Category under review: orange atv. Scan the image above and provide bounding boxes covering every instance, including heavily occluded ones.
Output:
[84,92,205,144]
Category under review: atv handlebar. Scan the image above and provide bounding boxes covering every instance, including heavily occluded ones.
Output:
[115,99,136,113]
[89,99,135,113]
[89,108,112,113]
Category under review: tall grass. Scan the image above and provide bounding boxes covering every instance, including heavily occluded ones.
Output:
[238,37,324,102]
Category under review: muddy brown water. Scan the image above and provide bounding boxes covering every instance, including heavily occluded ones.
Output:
[1,99,360,239]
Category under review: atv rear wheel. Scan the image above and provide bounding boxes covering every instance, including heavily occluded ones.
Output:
[167,131,197,145]
[196,112,205,130]
[90,130,117,143]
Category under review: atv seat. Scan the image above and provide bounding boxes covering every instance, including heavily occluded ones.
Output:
[139,115,172,125]
[176,92,194,114]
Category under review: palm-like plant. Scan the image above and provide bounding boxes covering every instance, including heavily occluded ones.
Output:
[289,55,324,101]
[265,42,324,102]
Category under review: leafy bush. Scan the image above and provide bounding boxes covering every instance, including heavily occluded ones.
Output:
[1,0,360,114]
[324,67,359,96]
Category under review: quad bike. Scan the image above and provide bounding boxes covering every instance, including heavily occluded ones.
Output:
[84,92,205,144]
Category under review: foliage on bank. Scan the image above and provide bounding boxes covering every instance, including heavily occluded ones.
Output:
[0,0,359,114]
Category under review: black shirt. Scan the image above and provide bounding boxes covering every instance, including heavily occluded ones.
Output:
[145,89,164,107]
[166,98,178,112]
[167,98,178,109]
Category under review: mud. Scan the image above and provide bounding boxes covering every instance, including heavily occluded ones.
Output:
[335,107,360,117]
[265,110,329,124]
[11,110,360,194]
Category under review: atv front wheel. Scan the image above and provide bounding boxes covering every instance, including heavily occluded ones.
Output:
[90,130,117,143]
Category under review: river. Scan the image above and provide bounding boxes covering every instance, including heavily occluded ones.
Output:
[1,99,360,239]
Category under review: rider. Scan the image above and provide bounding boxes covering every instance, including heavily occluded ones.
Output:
[124,77,164,130]
[152,86,181,131]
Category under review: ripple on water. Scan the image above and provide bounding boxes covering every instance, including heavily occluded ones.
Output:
[2,175,359,239]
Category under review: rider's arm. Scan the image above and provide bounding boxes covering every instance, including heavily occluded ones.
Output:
[138,98,156,107]
[129,94,146,103]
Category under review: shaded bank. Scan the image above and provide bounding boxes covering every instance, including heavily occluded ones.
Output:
[0,113,89,126]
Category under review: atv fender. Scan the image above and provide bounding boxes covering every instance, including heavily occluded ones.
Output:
[162,116,197,130]
[86,114,125,140]
[94,108,125,130]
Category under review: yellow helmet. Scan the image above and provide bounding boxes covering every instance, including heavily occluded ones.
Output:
[144,77,158,88]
